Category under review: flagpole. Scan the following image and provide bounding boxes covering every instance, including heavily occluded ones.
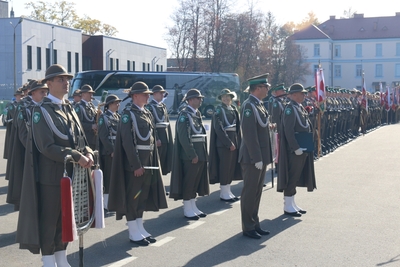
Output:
[316,61,323,158]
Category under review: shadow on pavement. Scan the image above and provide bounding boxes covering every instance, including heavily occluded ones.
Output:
[0,231,17,249]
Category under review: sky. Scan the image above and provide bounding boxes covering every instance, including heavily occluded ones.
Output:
[9,0,400,55]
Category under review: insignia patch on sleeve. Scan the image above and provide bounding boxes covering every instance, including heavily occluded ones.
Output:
[285,107,292,115]
[122,114,130,124]
[215,107,221,115]
[179,115,186,122]
[273,102,278,108]
[18,111,23,120]
[244,109,252,117]
[33,112,41,123]
[99,117,104,126]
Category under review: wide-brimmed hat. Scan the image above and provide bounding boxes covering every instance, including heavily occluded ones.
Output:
[218,88,236,100]
[152,85,167,93]
[28,80,49,95]
[105,94,122,106]
[183,88,204,101]
[43,64,73,82]
[72,89,82,97]
[288,83,308,94]
[128,81,153,95]
[80,84,95,93]
[14,89,24,96]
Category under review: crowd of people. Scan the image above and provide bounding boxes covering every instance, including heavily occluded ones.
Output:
[3,63,393,266]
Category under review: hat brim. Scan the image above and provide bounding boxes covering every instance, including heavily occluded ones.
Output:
[130,90,153,95]
[218,92,236,100]
[43,73,73,82]
[288,89,308,94]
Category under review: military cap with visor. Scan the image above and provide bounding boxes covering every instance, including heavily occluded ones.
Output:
[270,83,286,92]
[43,64,73,82]
[244,73,270,92]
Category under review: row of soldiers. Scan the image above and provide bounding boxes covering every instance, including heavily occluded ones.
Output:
[267,85,389,161]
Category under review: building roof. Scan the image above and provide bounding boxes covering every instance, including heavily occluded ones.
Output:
[291,13,400,41]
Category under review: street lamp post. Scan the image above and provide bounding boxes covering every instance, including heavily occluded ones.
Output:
[10,18,23,93]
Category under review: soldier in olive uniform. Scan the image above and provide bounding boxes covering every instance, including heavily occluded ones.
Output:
[71,89,81,107]
[277,83,317,217]
[169,89,209,220]
[209,88,242,202]
[3,89,24,159]
[108,82,168,247]
[75,85,97,149]
[97,94,121,210]
[16,64,94,267]
[146,85,173,175]
[239,74,272,239]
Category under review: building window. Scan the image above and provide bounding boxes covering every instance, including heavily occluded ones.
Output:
[110,58,114,70]
[127,60,130,71]
[356,44,362,57]
[395,64,400,77]
[375,64,383,77]
[147,63,150,71]
[356,64,362,77]
[376,43,382,57]
[27,46,32,70]
[116,59,119,70]
[156,65,159,72]
[132,61,135,71]
[396,43,400,56]
[313,65,319,74]
[67,51,72,72]
[314,44,320,56]
[46,48,50,69]
[160,65,163,72]
[53,50,57,64]
[142,62,146,71]
[334,45,341,57]
[334,65,341,78]
[37,47,42,70]
[75,52,79,73]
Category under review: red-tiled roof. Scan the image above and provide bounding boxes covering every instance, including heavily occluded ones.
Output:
[291,13,400,40]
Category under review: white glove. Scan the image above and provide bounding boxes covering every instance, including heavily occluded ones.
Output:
[294,148,306,155]
[255,161,263,170]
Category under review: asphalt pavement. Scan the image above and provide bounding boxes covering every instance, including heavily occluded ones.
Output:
[0,122,400,267]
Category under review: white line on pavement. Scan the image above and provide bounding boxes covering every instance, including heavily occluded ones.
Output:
[150,236,175,247]
[107,256,137,267]
[185,221,205,229]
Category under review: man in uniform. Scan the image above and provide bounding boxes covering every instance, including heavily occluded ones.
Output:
[108,82,168,246]
[71,89,82,107]
[169,89,209,220]
[277,83,317,217]
[239,74,272,239]
[75,84,97,149]
[16,64,94,267]
[147,85,173,176]
[97,94,121,210]
[209,88,242,202]
[3,89,23,159]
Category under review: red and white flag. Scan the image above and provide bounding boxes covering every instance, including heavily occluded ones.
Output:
[315,65,325,103]
[361,76,368,110]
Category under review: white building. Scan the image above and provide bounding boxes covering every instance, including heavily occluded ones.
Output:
[0,6,166,100]
[291,13,400,91]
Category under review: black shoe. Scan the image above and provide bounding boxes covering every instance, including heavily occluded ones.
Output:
[243,230,261,239]
[284,211,302,217]
[220,197,236,203]
[184,215,200,220]
[145,236,157,243]
[130,238,150,246]
[297,209,307,214]
[255,228,270,236]
[197,212,207,218]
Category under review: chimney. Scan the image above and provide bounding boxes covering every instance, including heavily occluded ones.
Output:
[10,7,14,18]
[354,13,364,18]
[396,12,400,16]
[329,15,335,20]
